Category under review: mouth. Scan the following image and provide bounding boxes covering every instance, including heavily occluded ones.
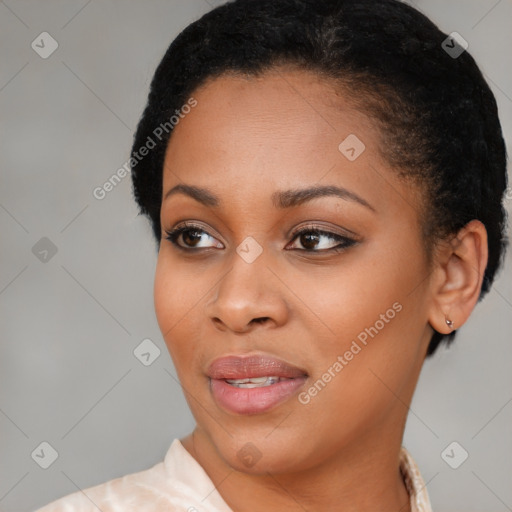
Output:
[207,354,308,415]
[225,376,290,388]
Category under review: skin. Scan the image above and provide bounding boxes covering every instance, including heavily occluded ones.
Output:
[153,66,488,512]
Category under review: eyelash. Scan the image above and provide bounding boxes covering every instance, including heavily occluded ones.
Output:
[164,222,357,254]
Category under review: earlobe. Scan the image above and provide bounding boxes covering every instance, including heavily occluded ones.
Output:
[444,314,455,331]
[427,220,488,335]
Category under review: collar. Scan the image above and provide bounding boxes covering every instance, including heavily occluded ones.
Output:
[400,446,433,512]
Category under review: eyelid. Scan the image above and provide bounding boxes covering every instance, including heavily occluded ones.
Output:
[286,225,357,252]
[171,221,224,242]
[164,220,359,253]
[164,221,224,249]
[288,221,358,240]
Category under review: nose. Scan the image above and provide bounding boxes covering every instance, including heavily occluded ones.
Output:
[204,249,289,334]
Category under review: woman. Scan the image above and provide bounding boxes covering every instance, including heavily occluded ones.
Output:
[36,0,508,510]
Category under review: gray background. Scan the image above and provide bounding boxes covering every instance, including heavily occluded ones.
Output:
[1,1,511,511]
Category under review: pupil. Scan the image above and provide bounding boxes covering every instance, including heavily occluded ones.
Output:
[184,229,202,246]
[302,232,319,249]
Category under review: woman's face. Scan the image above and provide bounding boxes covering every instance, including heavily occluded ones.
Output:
[154,67,435,474]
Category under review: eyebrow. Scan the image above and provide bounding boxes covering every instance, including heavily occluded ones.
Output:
[163,183,375,212]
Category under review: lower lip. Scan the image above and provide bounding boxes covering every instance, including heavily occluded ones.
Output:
[210,377,307,415]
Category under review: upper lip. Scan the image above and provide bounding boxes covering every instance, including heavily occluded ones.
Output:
[207,354,308,380]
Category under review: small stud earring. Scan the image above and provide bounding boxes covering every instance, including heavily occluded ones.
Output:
[445,316,454,330]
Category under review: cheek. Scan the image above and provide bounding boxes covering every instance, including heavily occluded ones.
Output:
[299,242,428,418]
[300,309,422,451]
[153,255,175,336]
[153,254,201,364]
[310,248,414,345]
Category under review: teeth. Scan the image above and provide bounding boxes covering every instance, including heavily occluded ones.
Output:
[226,376,285,388]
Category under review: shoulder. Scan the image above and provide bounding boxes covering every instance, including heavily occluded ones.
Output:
[34,458,170,512]
[34,439,232,512]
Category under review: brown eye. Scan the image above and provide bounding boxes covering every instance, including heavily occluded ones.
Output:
[164,223,356,254]
[181,228,203,248]
[165,224,223,250]
[288,227,356,253]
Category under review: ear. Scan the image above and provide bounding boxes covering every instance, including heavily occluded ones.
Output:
[427,220,488,335]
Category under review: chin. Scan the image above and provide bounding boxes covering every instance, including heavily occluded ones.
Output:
[207,426,313,476]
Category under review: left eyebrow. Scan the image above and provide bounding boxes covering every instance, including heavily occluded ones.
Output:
[163,183,375,212]
[272,184,375,212]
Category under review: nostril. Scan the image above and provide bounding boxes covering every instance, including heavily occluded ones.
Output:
[251,317,269,325]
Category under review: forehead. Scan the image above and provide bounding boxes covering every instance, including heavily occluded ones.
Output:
[164,69,380,170]
[169,67,375,148]
[160,67,416,223]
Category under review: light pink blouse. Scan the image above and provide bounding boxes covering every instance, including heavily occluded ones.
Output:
[35,441,432,511]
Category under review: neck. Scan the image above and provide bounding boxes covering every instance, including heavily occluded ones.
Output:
[182,413,412,512]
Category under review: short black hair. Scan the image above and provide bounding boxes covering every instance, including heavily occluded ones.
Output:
[130,0,508,356]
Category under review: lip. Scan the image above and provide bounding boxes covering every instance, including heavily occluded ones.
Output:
[208,354,308,415]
